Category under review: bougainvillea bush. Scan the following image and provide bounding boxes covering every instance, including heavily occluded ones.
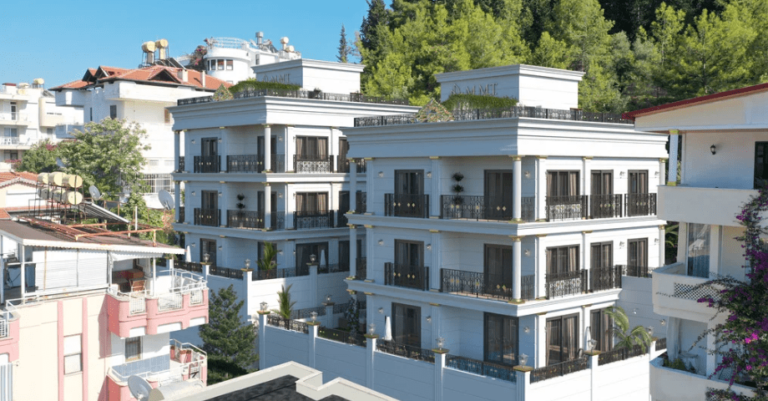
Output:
[695,187,768,400]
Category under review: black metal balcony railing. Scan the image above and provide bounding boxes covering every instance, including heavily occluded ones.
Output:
[178,206,185,223]
[337,157,350,173]
[626,193,657,217]
[271,211,286,230]
[385,194,430,218]
[227,210,263,229]
[589,265,622,292]
[263,154,286,173]
[546,195,588,221]
[175,261,203,273]
[227,155,260,173]
[294,155,332,173]
[354,257,367,280]
[384,262,430,291]
[294,211,335,230]
[193,156,221,173]
[440,269,536,301]
[656,337,667,351]
[194,208,220,227]
[209,265,244,279]
[318,263,351,274]
[590,194,623,219]
[252,266,311,281]
[178,89,409,106]
[530,357,588,384]
[177,156,185,172]
[356,159,367,173]
[445,355,516,383]
[440,195,507,221]
[356,192,367,214]
[319,326,367,347]
[266,315,309,334]
[338,212,349,227]
[521,196,536,222]
[619,264,650,278]
[546,269,588,298]
[376,340,435,364]
[598,344,646,366]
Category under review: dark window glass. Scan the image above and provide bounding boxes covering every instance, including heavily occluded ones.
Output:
[296,242,329,267]
[547,171,580,197]
[484,313,518,366]
[590,242,613,269]
[395,240,423,267]
[590,309,614,352]
[546,245,580,274]
[392,303,421,347]
[546,314,579,365]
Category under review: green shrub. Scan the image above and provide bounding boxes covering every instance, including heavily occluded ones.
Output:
[442,94,518,111]
[228,79,301,94]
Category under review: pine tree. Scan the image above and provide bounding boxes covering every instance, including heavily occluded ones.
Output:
[337,25,351,63]
[199,285,258,383]
[360,0,390,53]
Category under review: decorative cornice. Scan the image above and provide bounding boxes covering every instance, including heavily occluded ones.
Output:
[669,129,679,135]
[429,229,440,233]
[509,236,524,241]
[583,156,593,160]
[364,225,374,229]
[429,156,440,160]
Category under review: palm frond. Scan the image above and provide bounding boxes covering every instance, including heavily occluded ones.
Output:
[605,306,630,333]
[276,284,296,320]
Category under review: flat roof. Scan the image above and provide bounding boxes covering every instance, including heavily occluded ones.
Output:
[203,375,346,401]
[624,82,768,119]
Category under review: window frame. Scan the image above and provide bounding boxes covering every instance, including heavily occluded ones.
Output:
[63,334,82,374]
[483,312,519,366]
[109,105,117,119]
[125,336,142,362]
[226,59,234,70]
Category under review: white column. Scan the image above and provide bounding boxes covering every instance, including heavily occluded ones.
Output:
[514,368,531,401]
[366,159,374,214]
[710,225,720,277]
[667,130,679,185]
[536,235,545,299]
[512,156,522,223]
[512,236,522,301]
[583,157,591,198]
[284,126,292,163]
[536,157,547,221]
[308,323,318,368]
[366,226,375,281]
[350,159,358,211]
[431,230,441,291]
[434,351,447,401]
[264,125,272,173]
[659,225,666,267]
[309,263,318,305]
[659,158,666,187]
[219,184,228,228]
[174,181,181,222]
[218,129,227,173]
[264,184,272,230]
[536,314,547,367]
[19,244,25,299]
[588,352,600,401]
[258,312,268,370]
[350,225,358,278]
[365,335,377,389]
[174,130,181,172]
[430,157,441,218]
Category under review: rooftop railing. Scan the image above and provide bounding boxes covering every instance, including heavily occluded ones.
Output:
[445,355,516,383]
[384,262,429,291]
[376,339,435,363]
[178,89,408,106]
[530,357,589,383]
[353,106,632,127]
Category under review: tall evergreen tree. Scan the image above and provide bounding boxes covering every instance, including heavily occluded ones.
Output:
[337,25,351,63]
[199,285,258,383]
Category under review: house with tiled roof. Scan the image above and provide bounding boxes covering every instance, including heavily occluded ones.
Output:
[51,45,231,209]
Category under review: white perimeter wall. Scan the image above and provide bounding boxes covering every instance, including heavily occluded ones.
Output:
[315,338,367,385]
[617,276,668,340]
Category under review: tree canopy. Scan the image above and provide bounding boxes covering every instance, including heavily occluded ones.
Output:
[15,139,60,173]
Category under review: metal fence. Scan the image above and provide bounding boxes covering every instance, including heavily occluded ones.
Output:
[384,193,430,218]
[445,355,516,383]
[266,315,309,334]
[179,89,408,106]
[318,326,367,347]
[253,266,310,281]
[590,265,623,292]
[157,292,183,312]
[209,265,244,279]
[590,194,623,219]
[656,338,667,351]
[294,155,333,173]
[546,196,588,221]
[530,357,589,383]
[546,269,588,298]
[227,210,263,229]
[194,208,220,227]
[142,174,173,194]
[619,264,650,278]
[176,261,203,273]
[385,263,430,291]
[626,193,657,217]
[376,339,435,363]
[294,211,335,230]
[227,155,261,173]
[193,156,220,173]
[598,344,647,366]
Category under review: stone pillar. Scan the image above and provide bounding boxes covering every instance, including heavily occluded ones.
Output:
[430,157,441,218]
[350,159,358,210]
[365,158,374,214]
[349,225,358,279]
[430,230,441,291]
[536,156,547,222]
[309,260,318,306]
[174,181,181,222]
[307,321,319,368]
[243,268,253,282]
[659,158,667,187]
[433,348,448,401]
[511,236,523,302]
[258,311,269,370]
[264,184,272,230]
[366,226,375,281]
[324,302,335,328]
[218,129,227,173]
[264,125,272,173]
[365,334,378,389]
[659,225,666,267]
[667,130,679,185]
[586,351,600,401]
[535,235,545,299]
[514,366,532,401]
[202,261,211,280]
[512,156,523,223]
[174,130,181,172]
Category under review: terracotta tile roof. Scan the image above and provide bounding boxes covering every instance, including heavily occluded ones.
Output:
[0,171,38,188]
[51,65,230,92]
[623,82,768,120]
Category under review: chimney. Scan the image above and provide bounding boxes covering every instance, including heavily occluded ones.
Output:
[256,31,264,45]
[178,69,188,83]
[201,71,206,87]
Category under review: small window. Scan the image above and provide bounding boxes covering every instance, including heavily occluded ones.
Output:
[217,59,224,70]
[109,105,117,119]
[125,337,142,362]
[149,159,159,167]
[89,108,93,122]
[46,128,53,135]
[164,109,171,124]
[64,335,82,374]
[226,60,234,70]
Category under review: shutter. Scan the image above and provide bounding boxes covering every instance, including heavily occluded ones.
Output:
[36,250,78,290]
[77,250,108,288]
[0,363,11,401]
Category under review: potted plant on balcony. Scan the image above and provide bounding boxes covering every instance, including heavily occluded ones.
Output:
[257,242,277,279]
[451,172,465,216]
[235,194,246,227]
[310,87,323,99]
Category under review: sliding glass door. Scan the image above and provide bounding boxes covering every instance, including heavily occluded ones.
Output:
[546,314,579,365]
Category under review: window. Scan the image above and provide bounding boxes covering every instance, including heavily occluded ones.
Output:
[547,171,580,197]
[89,108,93,122]
[590,242,613,270]
[628,171,648,195]
[295,192,328,214]
[485,313,518,366]
[484,244,512,295]
[201,138,218,156]
[546,245,580,274]
[46,128,53,135]
[296,242,329,268]
[64,335,82,374]
[755,143,768,188]
[200,239,217,266]
[208,59,214,71]
[226,59,234,70]
[10,102,16,120]
[3,128,17,138]
[484,171,513,220]
[164,109,171,124]
[6,151,18,161]
[546,314,579,365]
[149,159,159,167]
[392,303,421,347]
[627,238,648,269]
[201,190,218,210]
[109,105,117,119]
[295,136,329,160]
[217,59,224,70]
[125,337,142,362]
[590,309,614,352]
[395,240,423,267]
[141,174,172,194]
[687,223,710,278]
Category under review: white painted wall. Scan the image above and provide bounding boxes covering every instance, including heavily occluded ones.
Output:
[373,352,434,401]
[682,130,768,190]
[314,338,367,385]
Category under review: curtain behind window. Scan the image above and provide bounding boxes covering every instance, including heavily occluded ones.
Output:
[687,223,710,278]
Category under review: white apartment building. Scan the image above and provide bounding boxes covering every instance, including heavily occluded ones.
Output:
[0,183,209,401]
[0,80,82,170]
[50,54,229,209]
[628,84,765,400]
[168,59,417,345]
[199,32,302,84]
[255,64,670,401]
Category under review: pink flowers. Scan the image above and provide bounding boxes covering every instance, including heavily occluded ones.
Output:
[744,332,758,344]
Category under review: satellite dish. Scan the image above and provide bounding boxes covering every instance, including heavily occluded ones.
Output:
[55,157,67,168]
[127,375,153,401]
[158,190,174,211]
[89,185,102,200]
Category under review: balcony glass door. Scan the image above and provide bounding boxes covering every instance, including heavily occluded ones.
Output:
[392,303,421,347]
[201,138,217,157]
[590,242,613,270]
[484,244,512,297]
[687,223,710,278]
[546,171,581,220]
[590,170,614,218]
[484,170,513,220]
[395,240,423,267]
[200,239,216,266]
[590,309,613,352]
[546,314,579,365]
[546,246,579,274]
[484,313,518,366]
[394,170,425,217]
[296,136,328,160]
[627,238,648,276]
[339,138,349,172]
[627,170,650,216]
[296,242,329,270]
[201,190,217,211]
[755,143,768,188]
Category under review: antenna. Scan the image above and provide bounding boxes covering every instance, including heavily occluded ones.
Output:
[127,376,153,401]
[89,185,102,200]
[158,190,174,211]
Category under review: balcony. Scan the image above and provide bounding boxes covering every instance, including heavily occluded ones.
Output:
[0,113,29,126]
[439,195,535,222]
[659,185,757,227]
[650,356,755,401]
[384,262,430,291]
[107,340,207,400]
[0,308,20,362]
[193,156,220,173]
[294,155,333,173]
[546,196,587,221]
[106,270,209,338]
[546,269,588,298]
[177,156,185,172]
[440,268,535,301]
[626,193,658,217]
[353,257,367,280]
[356,192,367,214]
[294,211,336,230]
[546,194,657,222]
[194,208,220,227]
[227,210,264,229]
[0,137,19,146]
[652,262,721,321]
[226,154,260,173]
[384,194,430,218]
